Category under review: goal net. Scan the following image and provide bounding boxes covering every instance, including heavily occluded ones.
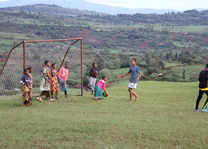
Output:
[0,38,83,98]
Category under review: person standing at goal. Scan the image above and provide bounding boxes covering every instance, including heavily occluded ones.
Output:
[119,59,141,103]
[51,63,59,99]
[87,63,99,95]
[20,68,32,106]
[37,60,54,102]
[58,62,69,98]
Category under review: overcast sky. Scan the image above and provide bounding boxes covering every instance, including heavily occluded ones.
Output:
[86,0,208,10]
[0,0,207,10]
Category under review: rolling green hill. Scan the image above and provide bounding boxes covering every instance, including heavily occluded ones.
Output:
[0,4,207,82]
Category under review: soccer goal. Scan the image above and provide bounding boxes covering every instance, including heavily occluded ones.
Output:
[0,38,83,97]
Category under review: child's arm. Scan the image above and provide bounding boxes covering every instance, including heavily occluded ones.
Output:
[137,72,141,81]
[20,76,25,85]
[119,72,130,78]
[103,89,108,96]
[65,70,69,83]
[58,68,63,79]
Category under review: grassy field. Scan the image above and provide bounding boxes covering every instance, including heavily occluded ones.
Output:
[171,64,204,80]
[0,81,208,149]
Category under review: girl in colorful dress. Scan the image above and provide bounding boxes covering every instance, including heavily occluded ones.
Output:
[51,63,59,99]
[37,60,54,102]
[27,66,33,105]
[94,76,108,100]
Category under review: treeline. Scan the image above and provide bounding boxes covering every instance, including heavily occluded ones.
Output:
[88,10,208,25]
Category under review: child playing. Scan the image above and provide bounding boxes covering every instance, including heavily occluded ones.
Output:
[58,62,69,98]
[37,60,54,102]
[119,58,141,103]
[51,63,59,99]
[20,68,32,106]
[87,63,99,95]
[27,66,33,105]
[94,76,108,100]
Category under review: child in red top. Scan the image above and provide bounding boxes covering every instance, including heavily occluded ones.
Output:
[94,76,108,100]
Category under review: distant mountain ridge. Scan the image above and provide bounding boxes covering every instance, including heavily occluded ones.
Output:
[0,4,105,16]
[0,0,179,14]
[0,4,208,26]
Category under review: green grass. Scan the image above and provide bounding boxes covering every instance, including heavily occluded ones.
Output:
[164,62,182,68]
[0,32,34,40]
[0,81,208,149]
[171,64,204,80]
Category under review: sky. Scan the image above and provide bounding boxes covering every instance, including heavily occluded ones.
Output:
[85,0,208,10]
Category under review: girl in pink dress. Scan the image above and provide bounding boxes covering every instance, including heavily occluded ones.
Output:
[94,76,108,100]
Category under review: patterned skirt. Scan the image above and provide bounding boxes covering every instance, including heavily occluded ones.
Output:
[51,76,59,93]
[21,85,30,101]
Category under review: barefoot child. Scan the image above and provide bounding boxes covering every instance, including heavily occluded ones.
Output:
[94,76,108,100]
[87,63,99,95]
[37,60,54,102]
[20,68,32,106]
[120,59,141,103]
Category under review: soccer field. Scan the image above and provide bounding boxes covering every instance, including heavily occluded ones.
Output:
[0,81,207,149]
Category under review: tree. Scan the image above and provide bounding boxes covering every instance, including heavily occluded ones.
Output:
[182,65,186,81]
[174,52,178,61]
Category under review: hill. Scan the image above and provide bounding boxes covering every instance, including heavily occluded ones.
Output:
[0,4,105,16]
[0,5,208,25]
[0,4,207,83]
[0,0,178,15]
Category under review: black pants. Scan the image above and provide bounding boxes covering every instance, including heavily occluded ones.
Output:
[64,91,67,96]
[195,90,208,110]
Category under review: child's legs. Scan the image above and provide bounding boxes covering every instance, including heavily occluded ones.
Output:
[195,90,204,110]
[128,88,133,101]
[40,91,50,99]
[87,77,92,90]
[40,91,46,97]
[29,85,33,98]
[28,91,32,105]
[64,91,67,95]
[202,91,208,109]
[22,91,30,105]
[92,78,96,90]
[21,86,29,101]
[28,87,32,99]
[28,91,32,100]
[22,91,29,101]
[132,90,138,98]
[46,91,51,100]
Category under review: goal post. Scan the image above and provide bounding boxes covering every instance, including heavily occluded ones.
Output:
[0,37,84,97]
